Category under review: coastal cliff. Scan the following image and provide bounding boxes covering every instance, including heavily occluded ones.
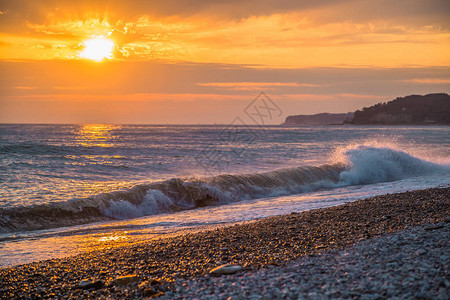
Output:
[351,93,450,124]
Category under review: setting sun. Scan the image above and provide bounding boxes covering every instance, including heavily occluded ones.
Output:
[80,37,114,61]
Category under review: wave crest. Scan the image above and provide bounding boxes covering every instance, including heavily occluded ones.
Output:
[338,146,445,185]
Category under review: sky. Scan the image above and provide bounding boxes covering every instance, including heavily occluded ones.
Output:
[0,0,449,124]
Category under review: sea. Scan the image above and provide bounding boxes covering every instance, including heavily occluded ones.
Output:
[0,124,449,267]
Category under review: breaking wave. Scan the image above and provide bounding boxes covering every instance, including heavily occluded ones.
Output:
[0,146,447,233]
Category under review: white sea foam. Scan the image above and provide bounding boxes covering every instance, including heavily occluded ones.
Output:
[102,190,174,219]
[337,146,446,185]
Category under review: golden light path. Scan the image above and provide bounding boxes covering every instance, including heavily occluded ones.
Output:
[77,124,121,147]
[80,37,115,61]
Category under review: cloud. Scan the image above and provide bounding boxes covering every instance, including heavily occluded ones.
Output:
[12,86,36,90]
[197,82,319,91]
[1,0,448,66]
[403,78,450,84]
[2,1,449,27]
[0,1,348,24]
[53,86,88,90]
[2,14,448,67]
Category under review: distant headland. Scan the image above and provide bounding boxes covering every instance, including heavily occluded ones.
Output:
[283,112,355,125]
[282,93,450,125]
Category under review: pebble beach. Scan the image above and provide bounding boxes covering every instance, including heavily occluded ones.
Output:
[1,187,449,299]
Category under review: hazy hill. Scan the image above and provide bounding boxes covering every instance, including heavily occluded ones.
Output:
[351,93,450,124]
[283,113,354,125]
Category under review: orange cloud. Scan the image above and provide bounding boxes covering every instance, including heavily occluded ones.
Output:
[53,86,88,90]
[403,78,450,84]
[10,93,247,102]
[12,86,36,90]
[197,82,319,90]
[276,94,385,101]
[0,3,449,67]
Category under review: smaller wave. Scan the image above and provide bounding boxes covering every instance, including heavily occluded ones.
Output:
[0,164,344,232]
[102,190,175,219]
[100,164,344,220]
[0,142,118,156]
[0,143,85,156]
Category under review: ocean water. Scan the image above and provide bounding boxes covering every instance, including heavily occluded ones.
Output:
[0,124,449,267]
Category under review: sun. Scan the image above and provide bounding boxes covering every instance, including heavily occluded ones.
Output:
[80,37,114,61]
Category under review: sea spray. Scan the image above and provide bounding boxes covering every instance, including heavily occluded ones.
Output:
[337,146,445,185]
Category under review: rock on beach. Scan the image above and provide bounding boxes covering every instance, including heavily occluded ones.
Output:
[210,264,243,275]
[112,274,139,286]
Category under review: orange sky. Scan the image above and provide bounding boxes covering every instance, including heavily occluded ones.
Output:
[0,0,449,124]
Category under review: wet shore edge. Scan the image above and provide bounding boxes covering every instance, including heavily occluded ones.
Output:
[1,187,449,299]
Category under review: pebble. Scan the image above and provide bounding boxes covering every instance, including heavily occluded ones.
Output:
[142,288,155,297]
[424,223,444,231]
[78,279,93,288]
[415,249,427,255]
[112,274,139,286]
[149,278,162,286]
[78,279,104,290]
[210,264,243,275]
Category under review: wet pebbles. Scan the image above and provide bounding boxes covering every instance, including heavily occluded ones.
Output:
[1,187,449,299]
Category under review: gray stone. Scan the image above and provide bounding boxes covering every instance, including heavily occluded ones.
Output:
[437,287,448,300]
[78,279,92,288]
[386,262,399,268]
[424,224,444,231]
[415,248,427,255]
[209,264,243,275]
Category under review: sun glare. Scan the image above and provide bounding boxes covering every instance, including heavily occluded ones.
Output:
[80,37,114,61]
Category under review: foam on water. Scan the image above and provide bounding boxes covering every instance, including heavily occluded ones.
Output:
[337,145,446,185]
[103,190,174,219]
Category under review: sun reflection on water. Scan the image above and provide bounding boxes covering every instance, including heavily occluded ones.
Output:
[78,232,132,252]
[76,124,121,147]
[97,234,127,243]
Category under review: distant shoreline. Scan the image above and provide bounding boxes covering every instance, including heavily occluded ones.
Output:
[282,93,450,126]
[1,122,449,127]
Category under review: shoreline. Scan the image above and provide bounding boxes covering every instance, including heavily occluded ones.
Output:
[1,187,449,298]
